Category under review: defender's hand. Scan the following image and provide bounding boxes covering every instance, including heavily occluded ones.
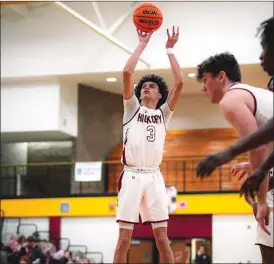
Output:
[137,29,153,44]
[196,151,232,178]
[166,26,179,48]
[240,168,269,197]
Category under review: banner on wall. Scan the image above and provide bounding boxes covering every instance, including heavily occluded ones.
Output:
[74,162,102,182]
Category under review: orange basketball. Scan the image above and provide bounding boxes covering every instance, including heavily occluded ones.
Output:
[133,2,163,33]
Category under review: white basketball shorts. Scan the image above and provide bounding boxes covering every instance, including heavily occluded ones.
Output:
[255,210,273,248]
[116,166,169,224]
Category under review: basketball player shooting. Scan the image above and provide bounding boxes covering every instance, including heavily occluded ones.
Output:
[113,26,183,264]
[195,50,274,262]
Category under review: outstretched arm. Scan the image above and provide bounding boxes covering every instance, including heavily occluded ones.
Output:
[165,26,184,111]
[196,118,273,178]
[123,30,153,100]
[228,117,274,157]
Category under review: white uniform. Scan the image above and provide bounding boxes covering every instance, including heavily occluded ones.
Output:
[116,95,173,225]
[230,83,273,247]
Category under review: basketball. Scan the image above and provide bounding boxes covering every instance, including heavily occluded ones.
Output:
[133,2,163,33]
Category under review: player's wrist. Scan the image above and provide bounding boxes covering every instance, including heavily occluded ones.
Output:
[228,145,240,158]
[139,41,148,47]
[166,47,174,55]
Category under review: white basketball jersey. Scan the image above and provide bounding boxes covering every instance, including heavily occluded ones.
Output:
[229,83,274,206]
[121,95,173,167]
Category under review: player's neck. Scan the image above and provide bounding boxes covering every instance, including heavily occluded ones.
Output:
[141,99,158,109]
[224,80,241,93]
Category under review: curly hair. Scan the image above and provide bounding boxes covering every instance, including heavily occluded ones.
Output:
[134,74,169,108]
[196,52,241,83]
[256,17,274,47]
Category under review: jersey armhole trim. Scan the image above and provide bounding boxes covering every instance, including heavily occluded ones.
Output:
[159,108,167,131]
[123,107,140,126]
[228,88,257,116]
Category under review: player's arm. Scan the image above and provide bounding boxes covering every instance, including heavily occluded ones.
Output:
[219,91,269,205]
[228,117,274,158]
[123,30,153,100]
[165,26,184,111]
[260,152,274,174]
[123,30,153,122]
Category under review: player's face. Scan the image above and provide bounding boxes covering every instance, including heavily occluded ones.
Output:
[140,81,162,102]
[201,72,224,104]
[260,40,274,76]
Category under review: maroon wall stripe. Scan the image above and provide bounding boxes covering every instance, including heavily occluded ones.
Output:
[133,215,212,239]
[49,217,61,250]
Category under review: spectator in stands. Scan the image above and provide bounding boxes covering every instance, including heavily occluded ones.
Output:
[4,234,19,252]
[2,231,96,264]
[28,236,44,263]
[195,245,211,264]
[18,236,27,250]
[19,255,29,264]
[0,241,9,264]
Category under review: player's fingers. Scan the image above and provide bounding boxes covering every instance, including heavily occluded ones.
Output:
[265,214,269,226]
[255,183,261,192]
[176,26,179,37]
[239,186,245,197]
[232,169,239,177]
[196,160,206,176]
[137,29,145,37]
[167,28,170,38]
[238,171,246,181]
[231,168,236,175]
[260,221,271,235]
[250,189,256,200]
[239,180,250,196]
[172,25,175,36]
[202,162,215,176]
[197,165,209,178]
[239,184,249,197]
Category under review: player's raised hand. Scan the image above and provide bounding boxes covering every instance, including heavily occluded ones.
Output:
[239,167,270,197]
[196,151,232,178]
[137,29,153,44]
[166,26,179,48]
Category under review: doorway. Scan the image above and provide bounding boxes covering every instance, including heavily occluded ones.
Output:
[127,239,155,263]
[128,238,212,264]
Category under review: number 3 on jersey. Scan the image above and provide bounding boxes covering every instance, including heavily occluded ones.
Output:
[147,125,156,142]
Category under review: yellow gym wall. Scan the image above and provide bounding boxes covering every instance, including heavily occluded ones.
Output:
[2,193,252,218]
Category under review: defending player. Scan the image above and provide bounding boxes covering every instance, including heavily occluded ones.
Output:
[195,51,273,262]
[113,26,183,264]
[196,18,274,189]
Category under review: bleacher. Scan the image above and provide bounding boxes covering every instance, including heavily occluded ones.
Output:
[0,215,104,264]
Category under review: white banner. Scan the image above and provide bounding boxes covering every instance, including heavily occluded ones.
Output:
[74,162,102,182]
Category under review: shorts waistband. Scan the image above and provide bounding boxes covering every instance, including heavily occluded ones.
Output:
[124,165,160,173]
